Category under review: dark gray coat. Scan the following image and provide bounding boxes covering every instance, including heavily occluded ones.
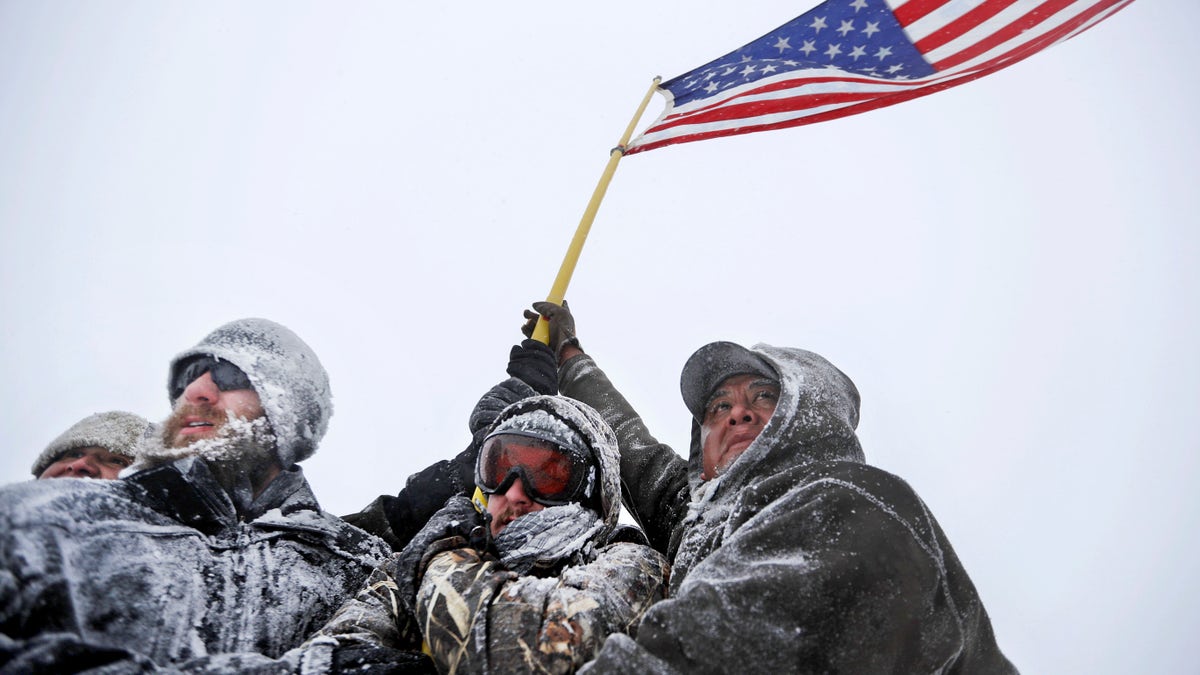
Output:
[0,457,389,672]
[560,347,1016,674]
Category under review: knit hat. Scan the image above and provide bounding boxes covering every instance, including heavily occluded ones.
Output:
[32,411,153,477]
[167,318,332,468]
[680,341,779,421]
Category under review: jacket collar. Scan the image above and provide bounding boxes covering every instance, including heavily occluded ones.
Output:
[127,456,314,534]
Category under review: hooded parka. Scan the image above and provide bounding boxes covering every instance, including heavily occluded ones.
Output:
[0,457,389,672]
[559,345,1016,675]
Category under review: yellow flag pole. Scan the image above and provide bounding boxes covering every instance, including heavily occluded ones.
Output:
[531,76,662,345]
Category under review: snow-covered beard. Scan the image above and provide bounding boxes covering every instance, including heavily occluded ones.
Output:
[142,405,277,471]
[137,407,279,511]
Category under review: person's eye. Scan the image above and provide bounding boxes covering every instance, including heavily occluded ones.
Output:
[65,450,85,459]
[707,401,731,417]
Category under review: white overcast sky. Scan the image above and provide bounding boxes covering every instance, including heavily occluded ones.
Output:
[1,1,1195,672]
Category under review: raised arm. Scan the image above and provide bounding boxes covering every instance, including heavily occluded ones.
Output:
[343,339,557,550]
[528,301,691,557]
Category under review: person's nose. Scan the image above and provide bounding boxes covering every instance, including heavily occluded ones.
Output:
[183,371,219,405]
[503,477,535,510]
[66,455,99,477]
[727,400,759,426]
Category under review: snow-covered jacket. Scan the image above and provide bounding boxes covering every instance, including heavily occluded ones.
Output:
[559,348,1016,675]
[0,456,390,672]
[318,396,669,675]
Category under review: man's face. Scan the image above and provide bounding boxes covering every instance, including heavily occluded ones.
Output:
[485,477,546,536]
[39,446,132,480]
[162,370,265,449]
[699,373,780,481]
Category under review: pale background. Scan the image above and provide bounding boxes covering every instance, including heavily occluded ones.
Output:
[1,1,1195,672]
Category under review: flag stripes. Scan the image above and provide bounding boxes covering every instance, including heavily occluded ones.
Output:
[625,0,1134,154]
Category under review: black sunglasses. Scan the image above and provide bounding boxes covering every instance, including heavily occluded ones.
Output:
[170,356,253,400]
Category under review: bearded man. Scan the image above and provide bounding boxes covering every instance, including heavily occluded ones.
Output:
[0,318,389,673]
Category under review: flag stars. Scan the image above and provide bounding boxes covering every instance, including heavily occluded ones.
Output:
[810,16,828,33]
[849,45,867,60]
[740,64,757,76]
[722,66,737,75]
[824,43,842,58]
[874,46,893,60]
[862,21,881,38]
[761,64,779,74]
[849,0,869,11]
[704,81,719,93]
[837,20,855,37]
[887,63,904,73]
[774,36,792,52]
[800,40,817,56]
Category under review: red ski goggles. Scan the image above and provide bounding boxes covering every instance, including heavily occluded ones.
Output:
[475,432,596,507]
[170,356,254,400]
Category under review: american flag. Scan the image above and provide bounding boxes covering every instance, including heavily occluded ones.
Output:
[625,0,1134,154]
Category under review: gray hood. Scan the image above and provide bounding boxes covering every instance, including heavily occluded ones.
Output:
[168,318,332,468]
[685,343,864,496]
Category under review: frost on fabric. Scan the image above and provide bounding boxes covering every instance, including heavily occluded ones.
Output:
[497,409,581,449]
[493,503,603,574]
[0,468,387,667]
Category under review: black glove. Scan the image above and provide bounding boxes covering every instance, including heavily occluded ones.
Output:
[392,496,490,612]
[505,339,557,395]
[523,300,581,360]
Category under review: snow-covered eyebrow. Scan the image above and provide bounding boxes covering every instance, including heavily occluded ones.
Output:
[706,389,729,405]
[705,377,781,409]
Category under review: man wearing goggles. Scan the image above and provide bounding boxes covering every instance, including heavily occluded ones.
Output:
[317,394,668,674]
[476,429,599,535]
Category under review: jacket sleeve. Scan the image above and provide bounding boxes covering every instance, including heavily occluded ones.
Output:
[0,632,161,674]
[417,543,669,674]
[315,554,424,652]
[580,476,995,675]
[558,353,690,557]
[344,376,539,551]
